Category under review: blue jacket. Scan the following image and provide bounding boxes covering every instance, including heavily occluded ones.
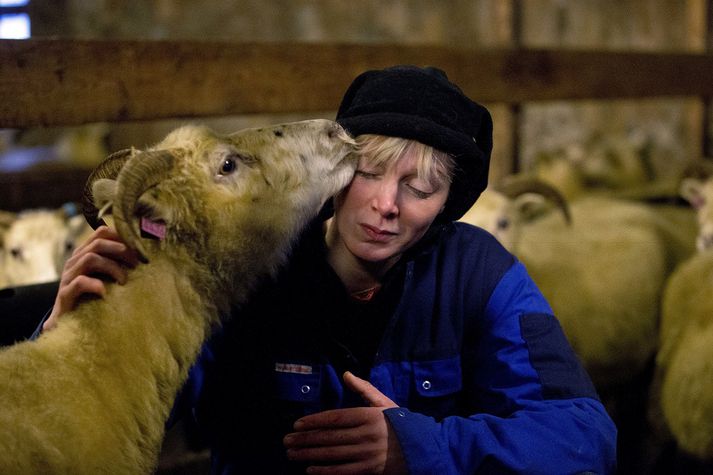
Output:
[180,222,617,474]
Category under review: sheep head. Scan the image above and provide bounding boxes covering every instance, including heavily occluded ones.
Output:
[84,119,355,300]
[680,160,713,251]
[459,176,570,252]
[1,208,90,287]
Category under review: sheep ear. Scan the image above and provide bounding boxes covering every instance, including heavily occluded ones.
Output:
[92,178,117,208]
[513,193,547,222]
[67,214,88,234]
[91,178,118,229]
[679,177,705,209]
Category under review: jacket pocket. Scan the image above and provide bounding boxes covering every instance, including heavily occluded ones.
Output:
[412,357,463,397]
[408,357,463,420]
[274,365,321,403]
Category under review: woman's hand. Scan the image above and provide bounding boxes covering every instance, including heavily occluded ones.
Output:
[42,225,140,332]
[283,371,407,474]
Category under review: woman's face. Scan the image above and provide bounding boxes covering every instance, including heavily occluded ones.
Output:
[331,149,450,266]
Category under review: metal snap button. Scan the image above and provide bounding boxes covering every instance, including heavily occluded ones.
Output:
[422,380,432,390]
[300,385,311,394]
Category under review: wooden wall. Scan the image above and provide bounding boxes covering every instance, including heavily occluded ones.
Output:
[0,0,711,212]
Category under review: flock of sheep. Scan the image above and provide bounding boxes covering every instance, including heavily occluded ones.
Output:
[1,120,712,473]
[461,151,713,471]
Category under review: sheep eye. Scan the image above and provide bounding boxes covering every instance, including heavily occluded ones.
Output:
[219,157,237,175]
[10,247,22,259]
[65,241,74,253]
[496,217,510,230]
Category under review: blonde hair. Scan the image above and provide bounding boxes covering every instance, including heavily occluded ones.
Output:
[355,134,454,189]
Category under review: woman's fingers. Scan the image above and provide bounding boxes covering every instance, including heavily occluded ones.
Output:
[43,225,141,331]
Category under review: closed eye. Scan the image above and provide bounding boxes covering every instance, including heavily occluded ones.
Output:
[406,184,433,199]
[355,170,379,179]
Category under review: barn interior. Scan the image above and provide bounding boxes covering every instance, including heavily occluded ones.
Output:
[1,1,712,474]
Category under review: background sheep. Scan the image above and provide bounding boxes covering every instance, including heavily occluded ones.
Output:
[653,167,713,465]
[656,249,713,463]
[0,205,92,289]
[463,180,698,473]
[529,131,683,203]
[0,119,355,475]
[678,161,713,252]
[463,178,696,388]
[516,196,696,387]
[459,177,571,253]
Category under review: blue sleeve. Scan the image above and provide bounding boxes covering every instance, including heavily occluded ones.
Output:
[385,262,617,475]
[167,331,219,428]
[29,310,51,340]
[0,281,59,343]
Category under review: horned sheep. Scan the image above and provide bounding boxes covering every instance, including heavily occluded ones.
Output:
[0,119,356,474]
[459,177,571,254]
[461,178,697,389]
[655,163,713,461]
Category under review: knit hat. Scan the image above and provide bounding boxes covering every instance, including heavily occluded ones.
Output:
[336,65,493,223]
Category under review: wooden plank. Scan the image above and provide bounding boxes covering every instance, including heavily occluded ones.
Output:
[0,164,90,211]
[2,38,713,127]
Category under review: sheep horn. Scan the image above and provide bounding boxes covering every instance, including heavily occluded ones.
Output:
[114,150,176,263]
[499,176,572,224]
[82,148,134,229]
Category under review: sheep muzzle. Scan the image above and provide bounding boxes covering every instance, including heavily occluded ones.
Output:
[114,150,177,263]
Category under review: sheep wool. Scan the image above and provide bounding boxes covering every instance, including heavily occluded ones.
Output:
[0,119,356,474]
[520,197,698,387]
[462,186,697,390]
[658,249,713,459]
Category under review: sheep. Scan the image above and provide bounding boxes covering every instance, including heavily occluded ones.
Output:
[459,176,571,253]
[678,160,713,252]
[655,249,713,461]
[464,178,699,472]
[0,205,92,289]
[520,197,696,385]
[529,131,683,202]
[654,164,713,461]
[0,119,356,475]
[462,178,697,388]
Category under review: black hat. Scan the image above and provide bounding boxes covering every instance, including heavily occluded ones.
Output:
[336,65,493,223]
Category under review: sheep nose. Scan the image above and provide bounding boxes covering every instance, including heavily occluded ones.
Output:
[327,122,354,143]
[327,125,335,139]
[327,122,341,139]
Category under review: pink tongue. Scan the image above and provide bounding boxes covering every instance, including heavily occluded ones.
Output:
[140,217,166,240]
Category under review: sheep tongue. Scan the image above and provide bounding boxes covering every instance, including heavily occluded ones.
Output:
[140,217,166,240]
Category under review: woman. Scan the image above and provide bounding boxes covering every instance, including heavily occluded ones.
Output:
[44,66,617,474]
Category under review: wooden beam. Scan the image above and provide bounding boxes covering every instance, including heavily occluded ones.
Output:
[2,38,713,127]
